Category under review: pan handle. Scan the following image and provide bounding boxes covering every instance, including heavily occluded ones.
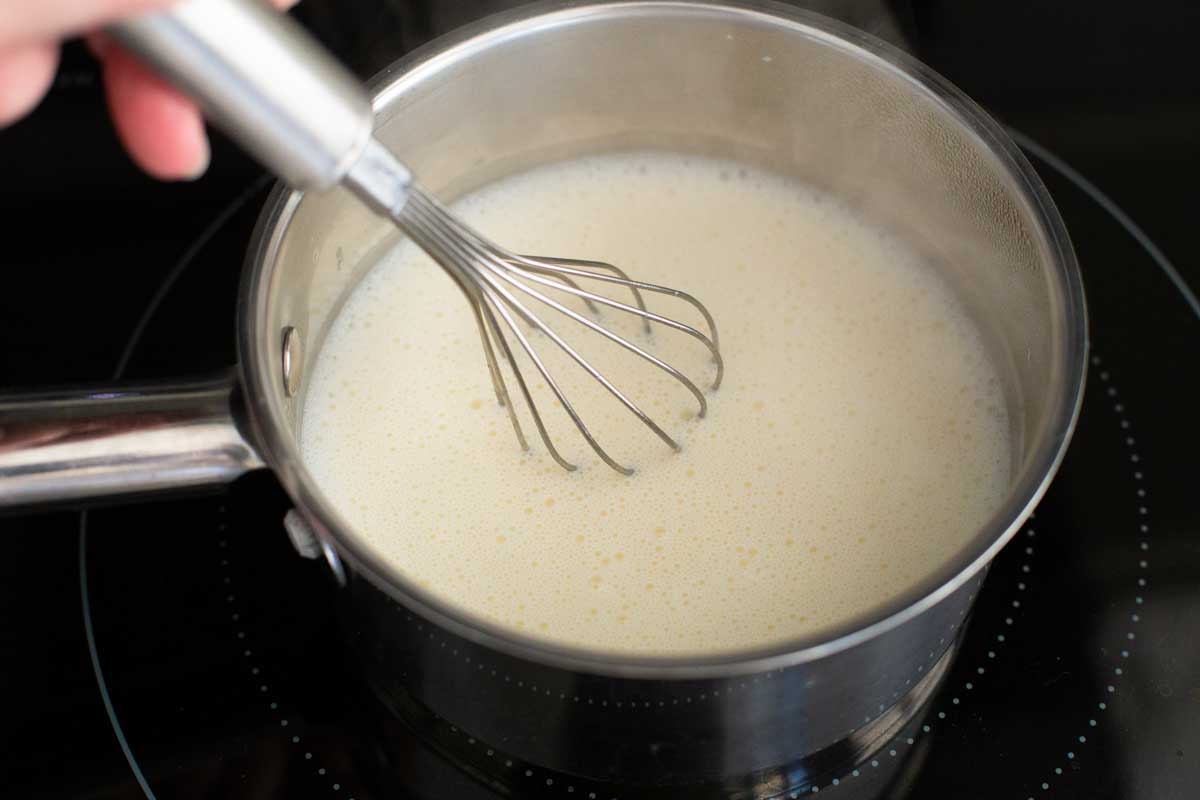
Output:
[0,373,264,511]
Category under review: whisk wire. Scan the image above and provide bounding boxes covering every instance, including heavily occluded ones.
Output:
[471,260,681,462]
[395,182,720,475]
[476,296,579,472]
[514,255,651,334]
[512,261,601,316]
[399,192,582,471]
[485,290,625,473]
[482,261,709,418]
[468,296,528,449]
[509,258,724,388]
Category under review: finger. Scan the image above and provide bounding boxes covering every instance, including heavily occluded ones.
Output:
[90,0,296,180]
[95,0,296,180]
[0,42,60,126]
[100,45,209,180]
[0,0,169,49]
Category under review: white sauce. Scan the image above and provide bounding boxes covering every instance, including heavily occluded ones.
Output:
[300,152,1010,656]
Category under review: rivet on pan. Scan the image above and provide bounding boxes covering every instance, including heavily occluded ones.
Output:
[282,326,302,397]
[283,509,320,559]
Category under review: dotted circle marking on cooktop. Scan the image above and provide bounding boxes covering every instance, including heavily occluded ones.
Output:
[79,176,272,800]
[95,307,1141,799]
[215,504,353,797]
[203,310,1153,794]
[81,129,1193,800]
[398,606,830,709]
[1019,359,1151,799]
[783,358,1151,798]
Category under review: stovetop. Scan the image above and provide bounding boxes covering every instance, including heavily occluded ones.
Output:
[2,2,1198,799]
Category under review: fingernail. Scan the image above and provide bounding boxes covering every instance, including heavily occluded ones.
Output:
[182,134,211,181]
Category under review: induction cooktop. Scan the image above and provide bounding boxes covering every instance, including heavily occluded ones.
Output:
[2,2,1197,799]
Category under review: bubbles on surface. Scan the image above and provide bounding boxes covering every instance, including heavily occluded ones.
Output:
[300,151,1011,656]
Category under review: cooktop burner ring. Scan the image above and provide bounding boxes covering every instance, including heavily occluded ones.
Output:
[77,175,310,800]
[75,128,1195,800]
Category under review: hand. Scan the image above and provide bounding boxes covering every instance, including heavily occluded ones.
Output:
[1,0,296,180]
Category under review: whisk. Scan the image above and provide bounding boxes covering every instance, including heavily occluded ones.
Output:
[113,0,722,474]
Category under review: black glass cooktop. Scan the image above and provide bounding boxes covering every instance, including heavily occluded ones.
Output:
[2,2,1198,799]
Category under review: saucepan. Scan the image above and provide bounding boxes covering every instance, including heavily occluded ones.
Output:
[0,0,1086,792]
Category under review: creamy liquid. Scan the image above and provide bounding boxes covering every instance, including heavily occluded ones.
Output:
[300,152,1011,656]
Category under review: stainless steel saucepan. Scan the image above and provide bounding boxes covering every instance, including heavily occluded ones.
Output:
[0,0,1086,790]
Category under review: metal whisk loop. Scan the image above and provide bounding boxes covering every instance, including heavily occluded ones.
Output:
[514,263,602,317]
[396,191,584,471]
[485,290,636,474]
[503,257,724,393]
[508,256,724,389]
[396,182,722,475]
[514,255,652,334]
[473,264,682,460]
[477,296,582,473]
[479,260,710,419]
[467,297,527,450]
[396,194,577,471]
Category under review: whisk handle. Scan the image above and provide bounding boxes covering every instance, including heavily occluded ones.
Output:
[110,0,374,190]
